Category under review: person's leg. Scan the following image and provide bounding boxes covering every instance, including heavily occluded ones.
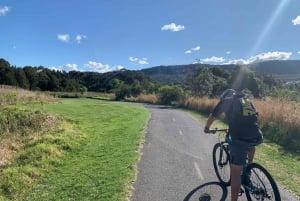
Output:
[230,140,248,201]
[230,164,243,201]
[247,146,255,163]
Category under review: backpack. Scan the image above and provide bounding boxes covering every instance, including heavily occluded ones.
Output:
[229,93,258,125]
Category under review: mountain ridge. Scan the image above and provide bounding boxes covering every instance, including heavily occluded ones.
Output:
[140,60,300,84]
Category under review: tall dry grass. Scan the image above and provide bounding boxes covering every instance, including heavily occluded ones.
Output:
[185,96,300,151]
[133,93,300,151]
[183,96,218,114]
[0,85,57,107]
[254,99,300,149]
[0,86,60,169]
[126,93,158,104]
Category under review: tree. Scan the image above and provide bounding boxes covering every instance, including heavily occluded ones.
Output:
[15,68,30,89]
[23,66,39,90]
[115,82,131,100]
[229,66,263,97]
[79,86,87,95]
[131,80,143,97]
[158,85,185,105]
[212,76,228,97]
[5,67,17,86]
[0,58,11,84]
[186,66,214,97]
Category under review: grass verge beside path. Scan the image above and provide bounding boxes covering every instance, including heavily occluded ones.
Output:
[21,99,150,201]
[187,110,300,198]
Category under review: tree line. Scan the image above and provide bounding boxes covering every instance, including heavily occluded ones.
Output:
[2,58,300,101]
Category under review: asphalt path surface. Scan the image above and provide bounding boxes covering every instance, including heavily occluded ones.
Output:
[129,104,299,201]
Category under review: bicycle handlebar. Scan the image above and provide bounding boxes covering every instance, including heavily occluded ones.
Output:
[207,128,228,134]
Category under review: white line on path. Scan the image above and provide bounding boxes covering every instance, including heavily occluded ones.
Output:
[178,129,183,136]
[194,162,204,180]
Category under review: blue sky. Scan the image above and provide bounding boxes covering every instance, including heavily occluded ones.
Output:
[1,0,300,73]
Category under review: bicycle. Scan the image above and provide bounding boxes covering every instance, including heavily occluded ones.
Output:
[208,128,281,201]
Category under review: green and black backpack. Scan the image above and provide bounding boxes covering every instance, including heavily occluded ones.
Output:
[228,93,258,125]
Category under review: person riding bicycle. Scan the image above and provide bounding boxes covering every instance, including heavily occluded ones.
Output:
[204,89,263,201]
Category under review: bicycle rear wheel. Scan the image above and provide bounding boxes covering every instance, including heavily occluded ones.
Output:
[245,163,281,201]
[212,142,231,186]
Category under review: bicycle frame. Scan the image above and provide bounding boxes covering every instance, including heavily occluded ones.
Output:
[211,129,253,185]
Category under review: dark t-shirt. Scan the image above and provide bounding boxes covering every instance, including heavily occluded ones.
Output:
[211,97,262,142]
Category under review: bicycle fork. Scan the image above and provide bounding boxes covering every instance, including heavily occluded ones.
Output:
[218,143,229,167]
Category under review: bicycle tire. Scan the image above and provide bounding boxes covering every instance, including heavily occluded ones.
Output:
[245,163,281,201]
[212,142,231,186]
[183,181,228,201]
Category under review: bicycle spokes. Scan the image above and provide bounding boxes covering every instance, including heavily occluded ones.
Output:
[213,143,231,186]
[245,163,281,201]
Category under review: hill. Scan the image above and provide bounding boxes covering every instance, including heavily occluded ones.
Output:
[140,63,235,84]
[247,60,300,82]
[140,60,300,84]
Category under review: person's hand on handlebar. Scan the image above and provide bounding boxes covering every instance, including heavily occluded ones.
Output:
[204,126,210,133]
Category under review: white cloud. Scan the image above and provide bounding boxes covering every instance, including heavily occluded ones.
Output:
[75,34,87,43]
[191,46,200,51]
[224,51,292,65]
[129,57,149,65]
[84,61,124,73]
[203,56,225,63]
[61,64,78,71]
[292,16,300,25]
[224,59,249,65]
[297,51,300,54]
[226,51,231,54]
[248,51,291,63]
[185,46,201,54]
[57,34,70,42]
[0,6,10,16]
[49,64,78,72]
[161,23,185,32]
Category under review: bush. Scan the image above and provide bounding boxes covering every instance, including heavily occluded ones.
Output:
[115,85,131,100]
[158,85,185,105]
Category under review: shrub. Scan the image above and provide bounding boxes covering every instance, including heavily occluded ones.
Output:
[158,85,185,105]
[0,108,54,136]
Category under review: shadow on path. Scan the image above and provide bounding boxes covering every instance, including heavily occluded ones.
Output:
[183,181,228,201]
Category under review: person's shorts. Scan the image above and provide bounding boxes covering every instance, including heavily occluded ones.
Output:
[230,140,253,166]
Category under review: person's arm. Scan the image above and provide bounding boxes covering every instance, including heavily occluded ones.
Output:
[204,100,225,133]
[204,113,216,133]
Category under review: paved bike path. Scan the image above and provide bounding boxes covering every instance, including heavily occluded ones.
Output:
[130,104,299,201]
[130,105,227,201]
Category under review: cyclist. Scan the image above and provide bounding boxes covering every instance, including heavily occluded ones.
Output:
[204,89,263,201]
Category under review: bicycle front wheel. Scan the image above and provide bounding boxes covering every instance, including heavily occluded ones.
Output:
[212,143,231,186]
[245,163,281,201]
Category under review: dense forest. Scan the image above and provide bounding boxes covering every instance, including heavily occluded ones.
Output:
[2,57,300,100]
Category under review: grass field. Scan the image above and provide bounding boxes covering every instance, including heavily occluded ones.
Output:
[1,95,299,200]
[6,98,150,201]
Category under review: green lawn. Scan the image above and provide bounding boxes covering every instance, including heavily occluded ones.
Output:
[2,98,299,200]
[19,99,150,201]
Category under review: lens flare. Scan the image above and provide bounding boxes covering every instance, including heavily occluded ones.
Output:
[249,0,290,56]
